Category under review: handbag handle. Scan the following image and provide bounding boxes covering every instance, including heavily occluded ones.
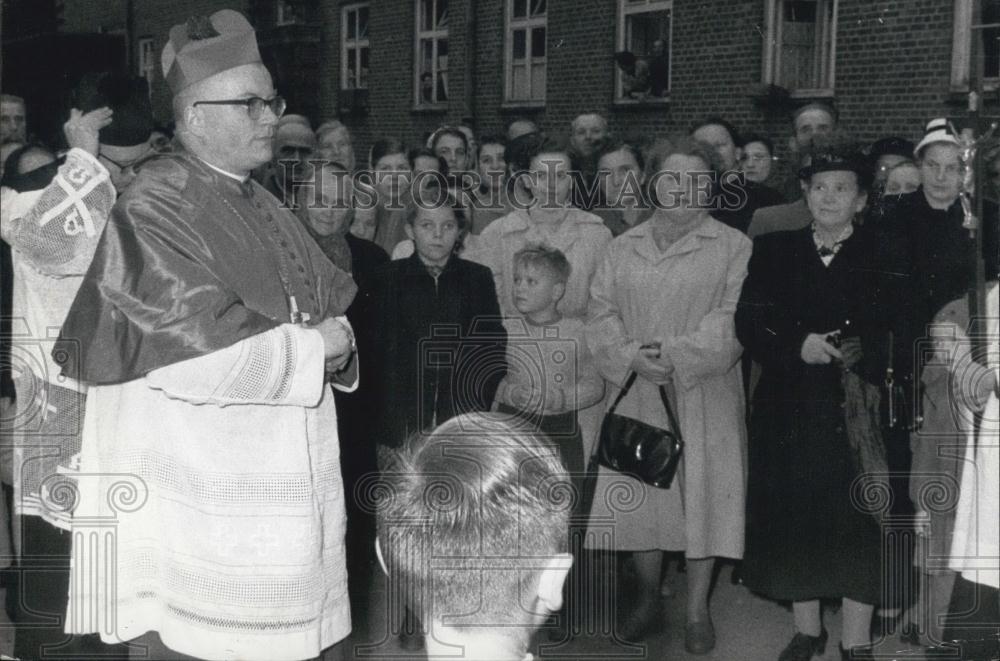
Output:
[607,371,683,442]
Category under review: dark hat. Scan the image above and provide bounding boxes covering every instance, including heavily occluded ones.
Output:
[869,136,915,161]
[74,73,154,148]
[161,10,262,94]
[798,147,873,190]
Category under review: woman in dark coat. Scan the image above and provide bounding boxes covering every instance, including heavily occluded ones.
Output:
[736,150,899,661]
[296,162,389,617]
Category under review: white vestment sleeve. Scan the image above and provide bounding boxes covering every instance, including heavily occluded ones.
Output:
[145,324,326,406]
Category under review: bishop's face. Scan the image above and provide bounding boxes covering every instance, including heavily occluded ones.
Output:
[190,64,280,175]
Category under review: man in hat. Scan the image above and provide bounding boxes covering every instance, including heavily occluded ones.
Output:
[1,87,129,660]
[55,10,357,660]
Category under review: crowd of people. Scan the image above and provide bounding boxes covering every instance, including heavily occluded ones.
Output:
[1,8,998,661]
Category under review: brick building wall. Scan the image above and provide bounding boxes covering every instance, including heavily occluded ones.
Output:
[42,0,980,162]
[328,0,971,168]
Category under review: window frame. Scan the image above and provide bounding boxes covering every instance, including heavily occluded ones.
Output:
[761,0,838,97]
[341,2,371,91]
[414,0,449,108]
[950,0,1000,93]
[275,0,298,26]
[503,0,547,105]
[615,0,673,104]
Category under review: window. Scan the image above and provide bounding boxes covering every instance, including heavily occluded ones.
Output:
[415,0,449,106]
[341,3,370,90]
[138,37,155,93]
[950,0,1000,92]
[276,0,300,26]
[761,0,837,95]
[504,0,546,103]
[616,0,672,102]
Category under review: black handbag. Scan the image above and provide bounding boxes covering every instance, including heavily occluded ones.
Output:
[594,371,684,489]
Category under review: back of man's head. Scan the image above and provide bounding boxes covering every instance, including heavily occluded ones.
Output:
[377,413,572,647]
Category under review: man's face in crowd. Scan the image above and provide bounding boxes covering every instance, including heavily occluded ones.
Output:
[188,64,280,175]
[919,143,963,208]
[1,99,27,144]
[793,108,834,152]
[570,114,607,157]
[693,123,739,171]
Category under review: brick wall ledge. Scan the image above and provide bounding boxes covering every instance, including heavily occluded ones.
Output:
[612,97,671,110]
[411,105,449,115]
[499,102,546,113]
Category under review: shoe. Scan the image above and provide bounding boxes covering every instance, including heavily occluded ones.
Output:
[684,618,716,655]
[778,629,828,661]
[839,643,875,660]
[618,595,661,643]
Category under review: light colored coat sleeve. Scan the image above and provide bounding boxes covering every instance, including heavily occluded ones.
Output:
[586,245,642,389]
[663,235,751,389]
[145,323,328,406]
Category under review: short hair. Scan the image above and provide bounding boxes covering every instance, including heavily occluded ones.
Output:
[0,94,25,107]
[407,180,468,232]
[478,134,507,151]
[739,133,774,156]
[376,413,570,641]
[571,112,608,131]
[512,135,571,172]
[596,139,646,172]
[647,134,722,176]
[316,119,350,142]
[691,116,741,145]
[513,244,572,284]
[792,101,838,125]
[368,136,408,169]
[428,126,469,153]
[408,146,449,175]
[645,135,723,207]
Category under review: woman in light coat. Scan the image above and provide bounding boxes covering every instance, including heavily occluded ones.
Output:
[586,137,750,652]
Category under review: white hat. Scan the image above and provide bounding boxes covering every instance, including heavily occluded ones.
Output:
[914,118,959,158]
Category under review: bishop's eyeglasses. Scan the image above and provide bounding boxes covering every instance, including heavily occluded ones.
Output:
[192,95,287,121]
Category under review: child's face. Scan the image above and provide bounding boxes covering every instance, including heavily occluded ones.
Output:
[513,262,564,315]
[407,205,460,266]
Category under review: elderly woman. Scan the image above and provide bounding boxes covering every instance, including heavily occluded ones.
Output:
[316,119,356,172]
[736,149,896,660]
[295,162,388,621]
[586,137,750,652]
